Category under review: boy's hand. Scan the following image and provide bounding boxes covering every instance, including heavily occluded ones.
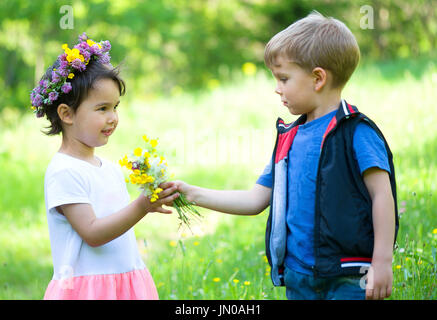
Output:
[162,180,195,202]
[143,182,179,214]
[365,262,393,300]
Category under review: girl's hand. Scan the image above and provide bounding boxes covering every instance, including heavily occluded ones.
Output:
[143,182,179,214]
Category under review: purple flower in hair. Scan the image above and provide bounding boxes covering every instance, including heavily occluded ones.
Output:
[52,71,60,83]
[71,58,86,71]
[99,52,111,65]
[36,108,45,118]
[89,44,101,55]
[78,32,88,42]
[32,94,43,107]
[61,82,72,94]
[101,40,111,52]
[48,91,59,103]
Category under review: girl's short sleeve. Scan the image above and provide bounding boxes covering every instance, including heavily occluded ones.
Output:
[46,168,91,211]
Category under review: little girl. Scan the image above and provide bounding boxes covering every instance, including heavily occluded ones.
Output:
[31,32,179,300]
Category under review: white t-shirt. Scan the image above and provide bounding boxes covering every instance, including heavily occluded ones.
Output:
[44,152,145,280]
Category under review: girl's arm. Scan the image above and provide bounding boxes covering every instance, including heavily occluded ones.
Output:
[59,183,179,247]
[362,167,396,300]
[171,181,271,215]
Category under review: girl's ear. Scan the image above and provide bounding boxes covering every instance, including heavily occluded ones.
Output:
[312,67,328,92]
[57,103,74,125]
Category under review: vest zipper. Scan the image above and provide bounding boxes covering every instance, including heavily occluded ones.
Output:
[313,122,337,279]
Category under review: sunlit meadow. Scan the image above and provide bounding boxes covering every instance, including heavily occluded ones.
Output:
[0,57,436,299]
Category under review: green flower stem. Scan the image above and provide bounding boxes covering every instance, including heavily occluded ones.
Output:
[173,193,202,231]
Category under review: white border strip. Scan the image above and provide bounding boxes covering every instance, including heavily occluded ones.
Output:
[341,262,371,268]
[341,99,349,116]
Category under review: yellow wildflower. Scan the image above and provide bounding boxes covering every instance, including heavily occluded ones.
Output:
[150,139,158,148]
[233,279,239,284]
[242,62,257,76]
[212,277,221,282]
[134,147,142,157]
[433,228,437,234]
[244,281,251,286]
[65,48,84,63]
[395,265,402,269]
[87,39,96,47]
[142,135,149,142]
[169,240,177,247]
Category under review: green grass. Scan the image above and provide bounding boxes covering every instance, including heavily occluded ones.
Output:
[0,57,436,299]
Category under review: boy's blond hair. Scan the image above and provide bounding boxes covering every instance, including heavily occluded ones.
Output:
[264,11,360,88]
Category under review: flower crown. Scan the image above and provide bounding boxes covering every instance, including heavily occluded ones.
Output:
[30,32,112,118]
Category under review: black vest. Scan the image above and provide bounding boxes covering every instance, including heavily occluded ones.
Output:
[265,100,399,284]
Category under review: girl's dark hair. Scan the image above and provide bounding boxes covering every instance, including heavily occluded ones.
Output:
[41,59,126,135]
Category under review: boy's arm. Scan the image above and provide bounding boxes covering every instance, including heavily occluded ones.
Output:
[171,181,271,216]
[362,167,395,300]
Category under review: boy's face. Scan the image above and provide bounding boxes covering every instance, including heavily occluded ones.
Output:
[271,54,316,116]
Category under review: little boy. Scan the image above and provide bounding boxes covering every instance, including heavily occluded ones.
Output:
[172,11,399,300]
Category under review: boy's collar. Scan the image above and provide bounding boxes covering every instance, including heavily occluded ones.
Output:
[276,99,359,131]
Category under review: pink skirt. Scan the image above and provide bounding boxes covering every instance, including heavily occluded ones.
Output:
[44,268,159,300]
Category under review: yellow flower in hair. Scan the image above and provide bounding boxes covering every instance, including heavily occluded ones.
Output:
[68,73,75,79]
[87,39,96,47]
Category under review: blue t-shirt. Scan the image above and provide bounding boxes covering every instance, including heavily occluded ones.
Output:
[257,110,390,275]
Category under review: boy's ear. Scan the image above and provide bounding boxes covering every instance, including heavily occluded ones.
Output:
[57,103,74,125]
[312,67,328,91]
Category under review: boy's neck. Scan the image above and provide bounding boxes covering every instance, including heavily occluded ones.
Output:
[305,91,342,124]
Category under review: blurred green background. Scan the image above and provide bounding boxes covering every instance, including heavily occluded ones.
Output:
[0,0,436,300]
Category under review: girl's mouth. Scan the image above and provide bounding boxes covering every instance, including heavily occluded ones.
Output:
[102,128,114,136]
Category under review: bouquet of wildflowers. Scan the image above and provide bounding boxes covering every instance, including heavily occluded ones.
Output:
[119,135,202,230]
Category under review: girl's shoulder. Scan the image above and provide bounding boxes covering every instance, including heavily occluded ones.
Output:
[45,153,90,180]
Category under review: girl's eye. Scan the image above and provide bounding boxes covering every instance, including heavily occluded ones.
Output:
[280,78,288,83]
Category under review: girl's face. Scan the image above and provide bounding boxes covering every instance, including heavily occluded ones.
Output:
[70,78,120,149]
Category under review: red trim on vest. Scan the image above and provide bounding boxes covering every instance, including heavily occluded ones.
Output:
[275,126,298,164]
[320,116,337,149]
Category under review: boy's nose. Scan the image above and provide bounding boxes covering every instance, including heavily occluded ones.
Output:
[275,86,282,95]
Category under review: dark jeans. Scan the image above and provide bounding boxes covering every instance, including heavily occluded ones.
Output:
[284,266,366,300]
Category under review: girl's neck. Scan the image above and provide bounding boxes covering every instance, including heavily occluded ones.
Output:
[59,136,99,166]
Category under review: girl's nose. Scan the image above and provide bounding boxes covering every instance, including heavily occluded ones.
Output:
[108,111,118,123]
